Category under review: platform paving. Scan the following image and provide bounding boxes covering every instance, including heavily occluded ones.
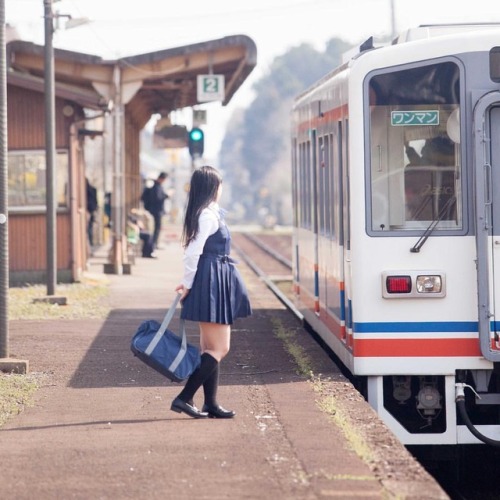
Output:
[1,228,448,499]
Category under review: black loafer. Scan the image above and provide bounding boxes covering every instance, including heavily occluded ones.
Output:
[171,397,208,418]
[202,404,236,419]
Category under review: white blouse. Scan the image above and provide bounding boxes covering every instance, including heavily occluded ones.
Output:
[181,202,220,289]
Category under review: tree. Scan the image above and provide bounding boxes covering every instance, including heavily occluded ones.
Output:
[220,37,352,224]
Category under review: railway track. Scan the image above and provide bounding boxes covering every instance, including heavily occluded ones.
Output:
[232,231,292,276]
[232,230,301,319]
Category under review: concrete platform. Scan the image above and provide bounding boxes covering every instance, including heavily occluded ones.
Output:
[0,228,448,499]
[0,357,29,374]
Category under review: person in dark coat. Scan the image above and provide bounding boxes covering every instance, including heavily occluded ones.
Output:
[86,178,98,246]
[141,172,169,249]
[172,166,251,419]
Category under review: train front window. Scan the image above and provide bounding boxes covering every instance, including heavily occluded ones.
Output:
[367,61,462,233]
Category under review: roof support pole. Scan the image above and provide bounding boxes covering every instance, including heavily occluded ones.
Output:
[109,64,124,275]
[103,71,142,275]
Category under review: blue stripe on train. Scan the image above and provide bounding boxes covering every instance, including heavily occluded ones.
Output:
[353,321,479,333]
[340,289,345,321]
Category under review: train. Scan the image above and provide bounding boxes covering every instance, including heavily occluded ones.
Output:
[291,24,500,446]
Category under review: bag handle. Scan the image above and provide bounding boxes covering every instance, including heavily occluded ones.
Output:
[167,319,188,374]
[145,294,184,355]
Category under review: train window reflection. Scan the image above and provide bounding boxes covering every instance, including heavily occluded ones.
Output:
[368,61,461,232]
[490,47,500,83]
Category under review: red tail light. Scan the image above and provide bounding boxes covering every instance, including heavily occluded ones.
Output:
[386,276,412,294]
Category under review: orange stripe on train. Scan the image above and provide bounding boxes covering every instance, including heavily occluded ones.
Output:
[353,338,481,357]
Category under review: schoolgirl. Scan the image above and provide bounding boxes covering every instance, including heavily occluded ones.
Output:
[172,166,251,419]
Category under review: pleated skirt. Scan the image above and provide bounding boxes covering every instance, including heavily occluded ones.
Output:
[181,254,252,324]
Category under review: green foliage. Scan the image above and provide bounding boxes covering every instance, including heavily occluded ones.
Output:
[9,281,109,320]
[221,37,352,224]
[0,373,41,427]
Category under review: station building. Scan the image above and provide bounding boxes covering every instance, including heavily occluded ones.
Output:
[6,35,257,284]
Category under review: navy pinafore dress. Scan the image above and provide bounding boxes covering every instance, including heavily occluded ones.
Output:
[181,217,252,325]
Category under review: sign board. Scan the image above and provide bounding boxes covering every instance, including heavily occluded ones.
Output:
[197,74,225,102]
[153,124,188,149]
[391,110,439,126]
[193,109,207,126]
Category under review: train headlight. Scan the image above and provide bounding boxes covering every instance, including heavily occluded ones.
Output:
[416,275,442,294]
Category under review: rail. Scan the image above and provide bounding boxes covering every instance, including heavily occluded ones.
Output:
[232,233,302,321]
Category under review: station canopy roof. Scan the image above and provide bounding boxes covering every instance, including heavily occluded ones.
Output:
[7,35,257,128]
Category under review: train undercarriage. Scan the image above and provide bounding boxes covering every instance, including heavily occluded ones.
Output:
[364,369,500,446]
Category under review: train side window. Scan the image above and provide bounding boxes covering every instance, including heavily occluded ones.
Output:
[329,132,335,238]
[367,61,462,233]
[306,140,311,228]
[490,47,500,82]
[299,140,313,230]
[292,139,299,228]
[318,136,325,233]
[299,142,306,227]
[323,135,332,237]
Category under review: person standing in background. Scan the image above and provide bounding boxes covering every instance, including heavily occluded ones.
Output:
[142,172,169,250]
[86,178,98,247]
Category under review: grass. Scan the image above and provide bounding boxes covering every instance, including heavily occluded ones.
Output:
[0,373,42,427]
[271,316,376,468]
[1,275,110,427]
[8,276,110,320]
[271,316,313,377]
[310,375,375,464]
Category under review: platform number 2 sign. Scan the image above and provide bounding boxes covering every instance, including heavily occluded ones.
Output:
[197,75,225,102]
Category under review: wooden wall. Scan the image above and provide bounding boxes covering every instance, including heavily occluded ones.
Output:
[7,85,76,148]
[7,84,86,285]
[9,213,71,271]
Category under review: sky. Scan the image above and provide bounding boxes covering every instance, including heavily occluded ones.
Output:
[5,0,500,159]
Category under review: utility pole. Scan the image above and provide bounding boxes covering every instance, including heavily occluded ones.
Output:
[390,0,397,40]
[38,0,69,305]
[44,0,57,296]
[0,0,7,360]
[0,0,28,373]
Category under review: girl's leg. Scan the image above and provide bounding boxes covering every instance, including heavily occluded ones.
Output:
[175,352,218,405]
[199,323,235,418]
[199,322,231,361]
[172,322,230,418]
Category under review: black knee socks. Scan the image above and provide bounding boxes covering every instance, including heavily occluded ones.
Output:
[203,362,219,408]
[177,353,218,404]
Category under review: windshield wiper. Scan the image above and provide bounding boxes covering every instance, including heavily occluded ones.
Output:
[410,195,456,253]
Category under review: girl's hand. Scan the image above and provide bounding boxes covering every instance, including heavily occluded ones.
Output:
[175,284,190,301]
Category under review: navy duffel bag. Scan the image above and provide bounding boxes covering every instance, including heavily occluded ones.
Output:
[131,294,200,382]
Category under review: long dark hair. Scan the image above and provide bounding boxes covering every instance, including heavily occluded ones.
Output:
[182,165,222,247]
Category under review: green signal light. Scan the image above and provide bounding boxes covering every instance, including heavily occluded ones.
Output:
[188,127,204,158]
[190,129,203,141]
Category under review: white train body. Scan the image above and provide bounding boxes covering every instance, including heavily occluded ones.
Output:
[291,25,500,445]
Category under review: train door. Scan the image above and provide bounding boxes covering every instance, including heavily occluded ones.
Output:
[318,135,327,313]
[340,120,351,344]
[475,92,500,362]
